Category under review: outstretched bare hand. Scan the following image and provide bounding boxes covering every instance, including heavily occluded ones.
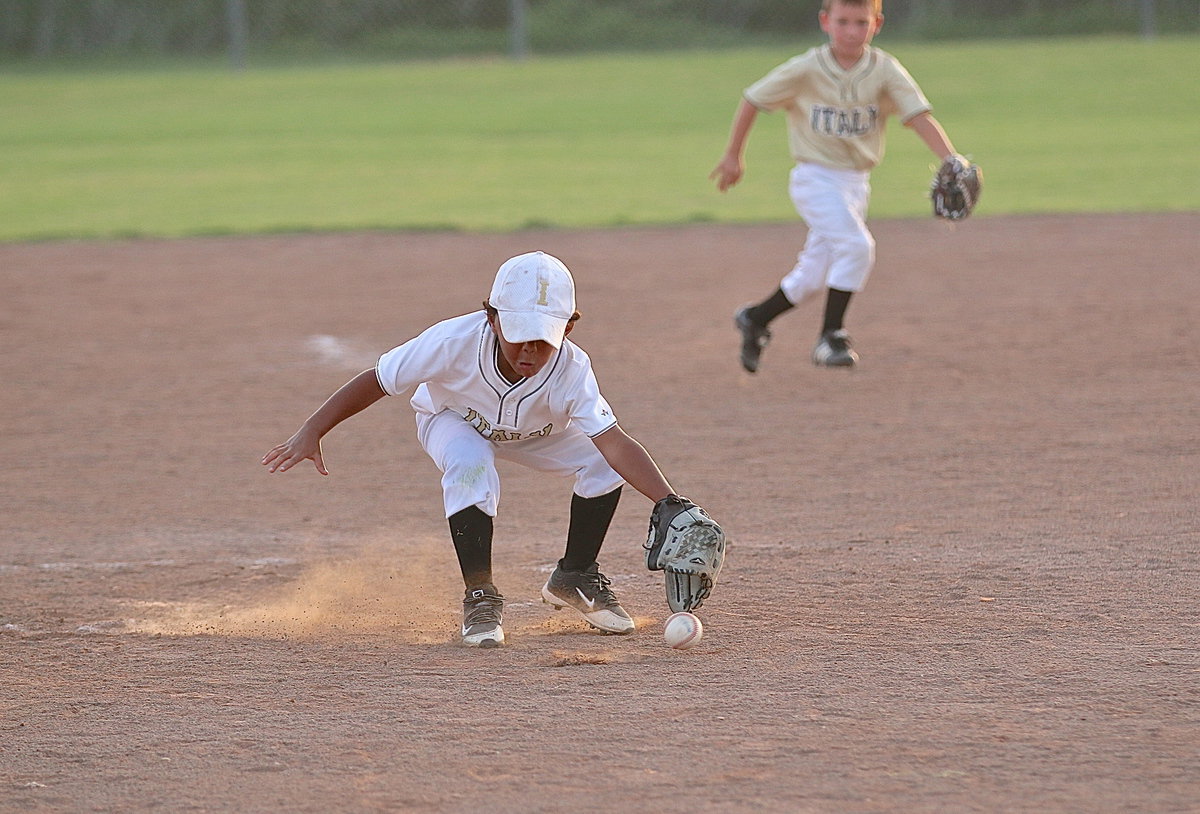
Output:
[709,156,744,192]
[261,429,327,475]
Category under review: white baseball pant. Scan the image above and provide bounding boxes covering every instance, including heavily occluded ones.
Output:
[780,162,875,305]
[416,408,625,518]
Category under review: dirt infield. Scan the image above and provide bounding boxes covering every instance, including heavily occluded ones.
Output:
[2,213,1197,813]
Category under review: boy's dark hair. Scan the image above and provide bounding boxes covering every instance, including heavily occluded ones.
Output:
[823,0,882,14]
[482,300,581,323]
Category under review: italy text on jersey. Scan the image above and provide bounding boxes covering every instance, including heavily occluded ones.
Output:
[810,105,879,138]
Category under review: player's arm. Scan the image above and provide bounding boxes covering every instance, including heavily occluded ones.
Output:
[591,425,674,503]
[906,111,956,161]
[262,368,386,475]
[710,97,760,192]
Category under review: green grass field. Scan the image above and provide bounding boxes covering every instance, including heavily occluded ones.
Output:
[1,36,1196,241]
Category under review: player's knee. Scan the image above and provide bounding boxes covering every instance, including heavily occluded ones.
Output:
[829,236,874,289]
[781,273,824,305]
[844,230,875,263]
[442,457,499,518]
[444,455,494,491]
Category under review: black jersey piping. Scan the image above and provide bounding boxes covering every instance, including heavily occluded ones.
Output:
[476,322,565,426]
[503,348,563,425]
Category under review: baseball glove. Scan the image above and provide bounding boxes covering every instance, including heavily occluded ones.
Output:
[645,495,726,612]
[930,154,983,220]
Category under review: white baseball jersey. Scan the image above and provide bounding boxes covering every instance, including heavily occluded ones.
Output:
[375,312,617,443]
[744,44,931,171]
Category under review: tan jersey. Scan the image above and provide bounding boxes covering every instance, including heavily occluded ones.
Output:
[744,44,931,171]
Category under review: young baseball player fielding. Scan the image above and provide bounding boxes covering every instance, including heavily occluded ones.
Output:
[262,251,722,648]
[712,0,968,371]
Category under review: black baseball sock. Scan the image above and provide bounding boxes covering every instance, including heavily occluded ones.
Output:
[747,287,794,327]
[561,487,623,571]
[822,288,854,335]
[448,505,494,588]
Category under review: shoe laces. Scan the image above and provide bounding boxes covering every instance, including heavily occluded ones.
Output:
[824,331,851,352]
[579,567,620,607]
[463,588,503,626]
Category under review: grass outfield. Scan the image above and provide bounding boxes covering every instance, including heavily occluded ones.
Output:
[1,36,1196,241]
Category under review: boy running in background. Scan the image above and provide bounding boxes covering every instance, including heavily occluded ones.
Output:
[712,0,968,370]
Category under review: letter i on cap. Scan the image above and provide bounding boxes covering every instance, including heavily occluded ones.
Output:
[489,251,576,348]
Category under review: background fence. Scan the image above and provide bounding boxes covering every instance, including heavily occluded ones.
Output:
[1,0,1195,63]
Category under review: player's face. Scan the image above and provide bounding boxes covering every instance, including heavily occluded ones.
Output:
[820,3,882,60]
[487,315,571,380]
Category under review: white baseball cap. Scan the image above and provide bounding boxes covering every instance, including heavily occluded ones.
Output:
[488,251,576,349]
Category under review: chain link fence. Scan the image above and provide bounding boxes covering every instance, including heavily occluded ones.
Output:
[1,0,1194,63]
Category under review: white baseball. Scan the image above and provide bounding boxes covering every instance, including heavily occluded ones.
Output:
[663,612,703,649]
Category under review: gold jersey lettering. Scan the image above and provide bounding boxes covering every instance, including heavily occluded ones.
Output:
[463,407,493,438]
[463,409,553,442]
